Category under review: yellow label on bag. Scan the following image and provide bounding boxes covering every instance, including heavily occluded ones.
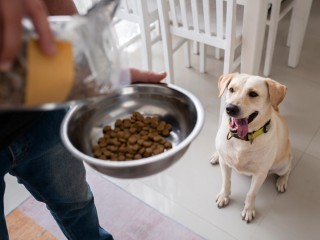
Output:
[25,39,74,106]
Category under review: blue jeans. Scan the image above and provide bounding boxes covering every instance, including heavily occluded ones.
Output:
[0,109,113,240]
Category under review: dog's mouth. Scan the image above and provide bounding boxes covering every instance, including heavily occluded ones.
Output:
[229,111,259,138]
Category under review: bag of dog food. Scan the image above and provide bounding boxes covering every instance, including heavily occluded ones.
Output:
[0,0,129,110]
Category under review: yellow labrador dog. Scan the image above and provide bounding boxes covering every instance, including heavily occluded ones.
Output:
[211,73,292,223]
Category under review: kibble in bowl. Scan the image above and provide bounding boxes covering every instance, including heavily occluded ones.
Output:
[61,83,204,178]
[92,112,173,161]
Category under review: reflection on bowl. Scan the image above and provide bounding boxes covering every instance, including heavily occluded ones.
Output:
[61,83,204,178]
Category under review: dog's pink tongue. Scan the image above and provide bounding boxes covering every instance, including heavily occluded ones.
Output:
[234,118,248,138]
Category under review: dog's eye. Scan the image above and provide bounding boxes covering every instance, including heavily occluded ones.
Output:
[229,87,234,93]
[249,91,259,97]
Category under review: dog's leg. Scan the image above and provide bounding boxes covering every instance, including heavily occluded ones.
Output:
[242,172,268,223]
[276,163,291,192]
[276,171,290,192]
[216,161,232,208]
[210,152,219,165]
[276,153,292,192]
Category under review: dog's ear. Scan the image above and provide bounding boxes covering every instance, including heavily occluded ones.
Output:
[218,73,238,97]
[265,79,287,111]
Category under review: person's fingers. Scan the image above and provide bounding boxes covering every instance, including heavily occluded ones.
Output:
[0,0,23,70]
[130,68,167,83]
[0,0,55,71]
[23,0,56,56]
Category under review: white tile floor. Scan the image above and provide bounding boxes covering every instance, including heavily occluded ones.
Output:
[4,1,320,239]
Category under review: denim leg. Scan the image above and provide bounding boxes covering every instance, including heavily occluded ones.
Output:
[4,109,113,240]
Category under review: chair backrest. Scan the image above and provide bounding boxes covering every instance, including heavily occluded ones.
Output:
[164,0,239,49]
[157,0,243,81]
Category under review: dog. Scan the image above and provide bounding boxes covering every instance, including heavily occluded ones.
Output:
[211,73,292,223]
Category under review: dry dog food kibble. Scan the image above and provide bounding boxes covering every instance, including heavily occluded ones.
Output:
[92,112,173,161]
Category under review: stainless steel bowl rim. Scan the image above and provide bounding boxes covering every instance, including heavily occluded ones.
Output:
[61,83,204,168]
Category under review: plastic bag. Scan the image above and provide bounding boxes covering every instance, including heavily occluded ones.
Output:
[0,0,130,110]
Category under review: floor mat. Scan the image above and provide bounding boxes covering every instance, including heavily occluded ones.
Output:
[6,209,56,240]
[11,167,202,240]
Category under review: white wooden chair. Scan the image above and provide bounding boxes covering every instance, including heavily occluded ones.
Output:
[157,0,242,83]
[114,0,160,70]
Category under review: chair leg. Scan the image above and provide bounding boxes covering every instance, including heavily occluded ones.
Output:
[223,48,233,74]
[223,38,235,74]
[140,25,153,70]
[163,48,174,84]
[215,48,222,60]
[157,0,174,83]
[160,34,174,83]
[287,9,294,47]
[200,43,206,73]
[155,20,161,38]
[193,41,199,55]
[263,0,281,77]
[223,0,237,74]
[137,0,152,70]
[184,41,191,68]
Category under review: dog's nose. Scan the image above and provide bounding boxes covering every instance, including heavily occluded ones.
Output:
[226,104,240,117]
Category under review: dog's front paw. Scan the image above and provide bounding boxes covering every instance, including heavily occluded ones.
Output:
[241,206,256,223]
[216,193,230,208]
[210,152,219,165]
[276,175,288,192]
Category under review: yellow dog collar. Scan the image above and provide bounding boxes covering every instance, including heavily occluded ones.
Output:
[227,120,271,144]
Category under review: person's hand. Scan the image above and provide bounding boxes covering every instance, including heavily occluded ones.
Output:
[130,68,167,83]
[0,0,56,71]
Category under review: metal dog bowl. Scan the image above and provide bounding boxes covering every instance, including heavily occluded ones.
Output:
[61,83,204,178]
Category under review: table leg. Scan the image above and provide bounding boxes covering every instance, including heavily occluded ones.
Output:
[240,0,268,75]
[288,0,313,68]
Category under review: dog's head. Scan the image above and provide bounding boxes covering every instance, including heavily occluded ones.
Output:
[218,73,287,138]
